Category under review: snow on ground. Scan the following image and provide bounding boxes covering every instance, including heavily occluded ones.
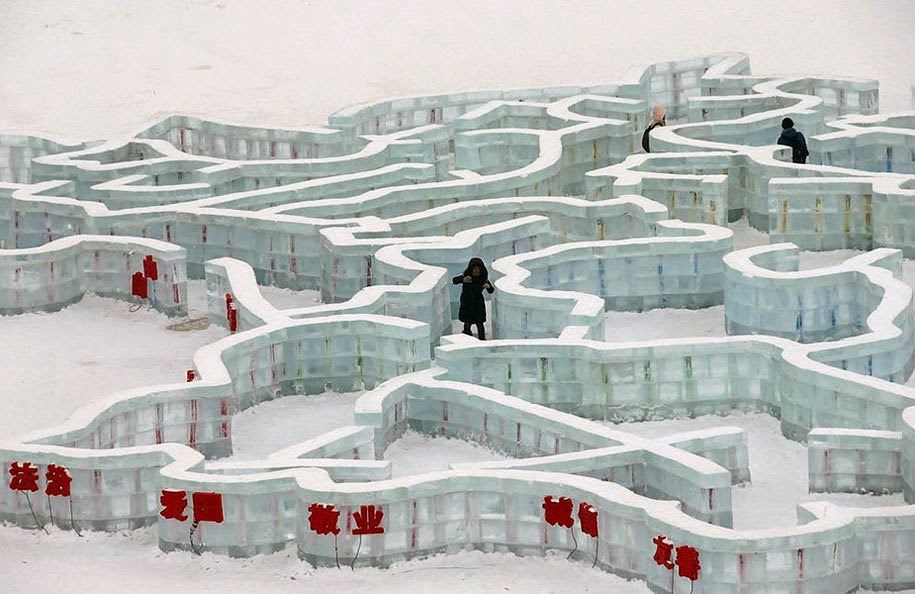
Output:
[729,218,769,251]
[0,0,911,140]
[227,392,360,461]
[230,397,508,473]
[0,526,651,594]
[604,306,727,342]
[184,279,321,318]
[1,1,913,591]
[613,412,906,530]
[384,431,508,478]
[0,294,226,441]
[257,285,322,311]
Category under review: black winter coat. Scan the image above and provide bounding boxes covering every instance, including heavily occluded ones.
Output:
[452,275,494,323]
[777,128,809,164]
[641,122,663,153]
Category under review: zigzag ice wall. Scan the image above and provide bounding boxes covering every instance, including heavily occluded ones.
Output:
[2,53,915,593]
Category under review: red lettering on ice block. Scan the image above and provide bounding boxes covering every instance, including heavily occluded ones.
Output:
[192,491,224,524]
[307,503,340,536]
[578,502,598,538]
[9,462,40,492]
[225,293,238,332]
[186,369,196,382]
[44,464,72,497]
[675,545,701,581]
[143,255,158,280]
[228,308,238,332]
[653,535,674,570]
[159,489,189,521]
[352,504,384,535]
[542,496,574,529]
[131,271,148,299]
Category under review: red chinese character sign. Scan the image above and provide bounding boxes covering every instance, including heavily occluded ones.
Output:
[578,502,598,538]
[542,496,600,566]
[45,464,72,497]
[159,489,225,556]
[159,489,189,522]
[653,535,675,570]
[308,503,342,568]
[542,496,574,528]
[653,535,701,583]
[675,545,701,581]
[7,461,80,535]
[9,462,39,492]
[192,491,224,524]
[352,504,384,535]
[307,503,340,536]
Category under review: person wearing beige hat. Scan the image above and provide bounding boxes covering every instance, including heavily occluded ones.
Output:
[641,106,667,153]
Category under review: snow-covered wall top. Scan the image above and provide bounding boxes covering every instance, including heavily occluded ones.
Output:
[2,52,915,593]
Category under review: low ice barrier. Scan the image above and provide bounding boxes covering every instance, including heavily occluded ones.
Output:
[0,234,187,316]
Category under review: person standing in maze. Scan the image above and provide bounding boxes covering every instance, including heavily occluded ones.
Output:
[777,117,809,164]
[641,106,667,153]
[453,257,494,340]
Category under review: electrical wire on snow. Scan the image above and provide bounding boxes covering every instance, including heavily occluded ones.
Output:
[25,492,49,535]
[189,521,203,555]
[566,527,578,560]
[69,498,83,537]
[350,534,363,570]
[334,533,340,569]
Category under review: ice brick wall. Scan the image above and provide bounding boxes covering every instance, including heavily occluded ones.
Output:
[492,221,732,339]
[3,52,915,592]
[0,235,187,316]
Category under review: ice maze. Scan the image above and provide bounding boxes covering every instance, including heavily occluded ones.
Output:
[3,52,915,592]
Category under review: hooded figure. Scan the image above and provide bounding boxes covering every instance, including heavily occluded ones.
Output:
[777,117,809,164]
[641,106,667,153]
[452,257,494,340]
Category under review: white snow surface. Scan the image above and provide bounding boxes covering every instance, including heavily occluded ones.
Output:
[0,0,912,140]
[0,526,650,594]
[0,294,227,441]
[2,1,914,591]
[613,413,906,530]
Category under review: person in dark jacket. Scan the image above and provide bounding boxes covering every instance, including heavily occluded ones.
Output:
[777,117,809,164]
[641,106,667,153]
[452,257,494,340]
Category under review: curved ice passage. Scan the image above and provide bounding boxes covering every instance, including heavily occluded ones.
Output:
[2,53,915,592]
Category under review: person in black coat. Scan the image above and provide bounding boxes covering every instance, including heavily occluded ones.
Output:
[452,257,494,340]
[641,106,667,153]
[777,117,809,164]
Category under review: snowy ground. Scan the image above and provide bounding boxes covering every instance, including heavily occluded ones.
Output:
[0,295,227,441]
[2,222,914,592]
[1,223,912,591]
[614,413,906,530]
[0,0,912,140]
[2,0,913,591]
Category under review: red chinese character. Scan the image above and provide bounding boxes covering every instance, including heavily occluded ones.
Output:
[159,489,189,521]
[307,503,340,536]
[653,535,674,569]
[143,255,158,280]
[192,491,224,524]
[675,545,701,581]
[9,462,39,492]
[578,502,598,538]
[542,496,574,529]
[352,504,384,535]
[45,464,72,497]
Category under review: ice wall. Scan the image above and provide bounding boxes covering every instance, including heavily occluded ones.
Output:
[2,52,915,593]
